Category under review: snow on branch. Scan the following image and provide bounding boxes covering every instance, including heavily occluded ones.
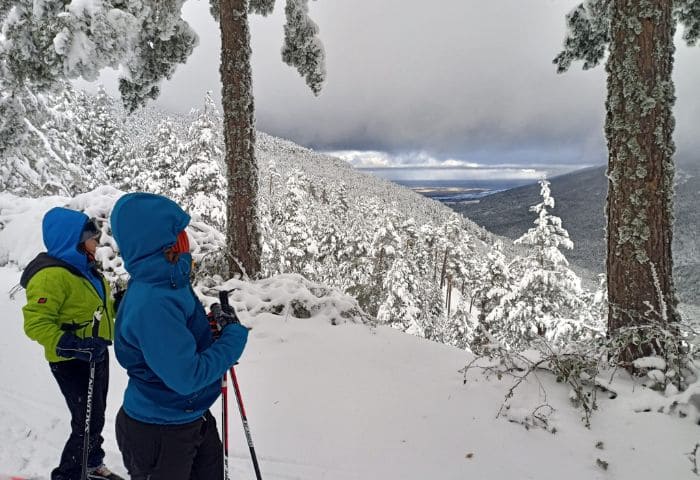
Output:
[675,0,700,46]
[281,0,326,95]
[249,0,276,16]
[553,0,611,73]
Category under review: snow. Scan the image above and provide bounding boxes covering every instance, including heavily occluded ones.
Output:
[1,261,699,479]
[633,356,668,371]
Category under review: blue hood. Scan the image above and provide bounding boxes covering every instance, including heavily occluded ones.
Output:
[42,207,104,299]
[110,193,191,285]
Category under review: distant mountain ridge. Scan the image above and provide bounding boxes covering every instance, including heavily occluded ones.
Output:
[453,162,700,306]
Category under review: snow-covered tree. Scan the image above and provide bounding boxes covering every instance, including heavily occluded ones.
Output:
[180,93,226,230]
[554,0,700,357]
[376,218,425,333]
[473,242,512,323]
[75,86,127,187]
[314,183,350,283]
[340,196,384,312]
[213,0,326,278]
[277,169,319,276]
[132,120,183,197]
[0,83,93,196]
[487,180,587,350]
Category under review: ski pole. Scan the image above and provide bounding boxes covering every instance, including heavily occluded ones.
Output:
[211,301,232,480]
[218,290,263,480]
[80,308,102,480]
[221,369,230,480]
[229,365,263,480]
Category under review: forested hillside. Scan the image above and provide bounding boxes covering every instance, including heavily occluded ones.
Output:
[0,85,611,353]
[455,163,700,306]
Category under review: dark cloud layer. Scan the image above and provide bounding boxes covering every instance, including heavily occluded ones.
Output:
[93,0,700,169]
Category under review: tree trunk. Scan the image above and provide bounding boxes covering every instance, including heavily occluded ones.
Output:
[605,0,679,350]
[219,0,261,278]
[440,248,449,289]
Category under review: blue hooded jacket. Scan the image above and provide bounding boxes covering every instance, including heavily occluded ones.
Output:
[42,207,104,299]
[111,192,248,425]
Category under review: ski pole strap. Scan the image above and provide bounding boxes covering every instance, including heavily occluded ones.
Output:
[91,308,103,338]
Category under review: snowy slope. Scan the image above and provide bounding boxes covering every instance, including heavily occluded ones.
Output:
[1,266,698,480]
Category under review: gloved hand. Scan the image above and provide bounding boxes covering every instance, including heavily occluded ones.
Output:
[221,302,237,317]
[208,303,240,339]
[56,333,112,362]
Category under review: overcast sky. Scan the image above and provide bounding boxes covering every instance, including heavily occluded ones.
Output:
[95,0,700,180]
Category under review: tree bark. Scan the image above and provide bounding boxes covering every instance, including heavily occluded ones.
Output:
[219,0,261,278]
[605,0,679,345]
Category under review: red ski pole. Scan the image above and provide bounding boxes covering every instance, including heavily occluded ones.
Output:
[229,366,262,480]
[218,290,263,480]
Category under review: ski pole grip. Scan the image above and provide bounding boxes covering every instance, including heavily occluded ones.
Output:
[219,290,230,309]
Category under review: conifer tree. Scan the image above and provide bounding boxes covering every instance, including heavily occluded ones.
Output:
[487,180,586,350]
[554,0,700,358]
[472,241,512,327]
[377,218,424,333]
[212,0,326,278]
[181,93,226,230]
[76,86,127,187]
[0,83,89,196]
[136,120,183,197]
[278,169,318,276]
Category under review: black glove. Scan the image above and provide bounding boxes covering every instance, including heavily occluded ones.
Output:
[208,303,240,339]
[222,302,237,316]
[56,333,111,362]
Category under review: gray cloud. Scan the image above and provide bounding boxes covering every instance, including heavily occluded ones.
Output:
[93,0,700,169]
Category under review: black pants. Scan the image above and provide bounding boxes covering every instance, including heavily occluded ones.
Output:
[49,353,109,480]
[116,408,224,480]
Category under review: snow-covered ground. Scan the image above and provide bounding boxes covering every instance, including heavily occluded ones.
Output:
[1,264,698,479]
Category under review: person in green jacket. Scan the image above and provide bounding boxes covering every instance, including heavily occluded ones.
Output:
[21,207,123,480]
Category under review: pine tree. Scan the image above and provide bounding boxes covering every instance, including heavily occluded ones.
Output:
[376,218,424,333]
[472,241,512,327]
[213,0,326,278]
[136,120,183,197]
[0,82,91,196]
[554,0,700,359]
[181,93,226,230]
[487,180,586,350]
[278,169,319,276]
[76,86,127,187]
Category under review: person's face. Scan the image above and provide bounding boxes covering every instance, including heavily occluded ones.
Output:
[83,237,98,256]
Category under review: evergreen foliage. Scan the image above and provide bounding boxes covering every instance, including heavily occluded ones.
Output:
[0,83,105,196]
[180,93,226,230]
[281,0,326,95]
[486,180,591,350]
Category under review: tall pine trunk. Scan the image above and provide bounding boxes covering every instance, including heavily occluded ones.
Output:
[605,0,678,350]
[219,0,261,278]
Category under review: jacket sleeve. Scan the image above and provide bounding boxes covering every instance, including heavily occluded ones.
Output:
[130,300,248,396]
[23,271,67,357]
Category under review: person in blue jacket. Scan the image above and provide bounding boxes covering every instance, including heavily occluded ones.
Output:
[110,192,248,480]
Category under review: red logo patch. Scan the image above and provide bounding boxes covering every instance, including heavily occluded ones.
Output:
[37,298,47,304]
